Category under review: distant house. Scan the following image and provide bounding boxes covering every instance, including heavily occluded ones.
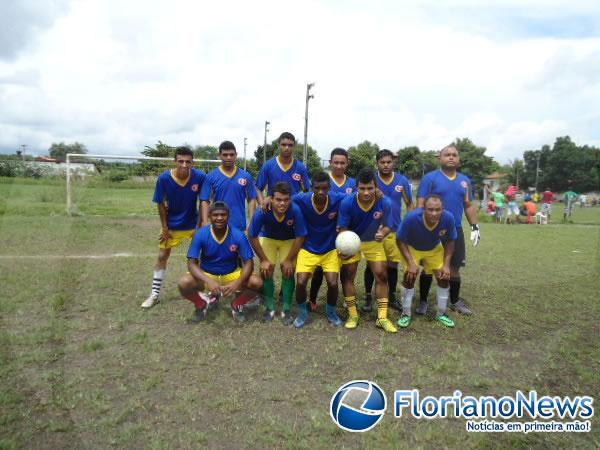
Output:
[483,172,508,191]
[34,156,59,163]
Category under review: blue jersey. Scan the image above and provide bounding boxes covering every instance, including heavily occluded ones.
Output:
[329,174,356,195]
[152,168,206,230]
[256,157,311,196]
[187,225,254,275]
[376,172,413,231]
[337,194,392,241]
[248,203,308,240]
[396,209,457,251]
[292,192,345,254]
[199,166,257,231]
[417,170,474,228]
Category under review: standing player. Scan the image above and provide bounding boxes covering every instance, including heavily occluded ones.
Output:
[363,149,413,312]
[563,187,578,222]
[542,187,555,221]
[338,169,397,333]
[141,146,205,309]
[256,132,311,205]
[177,202,263,323]
[396,195,457,328]
[200,141,257,232]
[248,182,307,325]
[416,144,480,316]
[309,148,356,309]
[292,172,346,328]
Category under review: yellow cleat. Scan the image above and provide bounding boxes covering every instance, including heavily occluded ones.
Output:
[345,316,359,329]
[376,318,398,333]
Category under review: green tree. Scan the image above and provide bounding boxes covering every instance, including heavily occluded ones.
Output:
[347,141,379,178]
[141,140,175,158]
[253,140,323,178]
[48,142,87,161]
[396,146,422,179]
[500,158,524,186]
[193,145,219,160]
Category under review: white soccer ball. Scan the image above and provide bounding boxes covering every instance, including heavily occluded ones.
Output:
[336,231,361,256]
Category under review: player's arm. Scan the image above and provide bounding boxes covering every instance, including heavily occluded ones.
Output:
[440,240,455,280]
[200,201,210,227]
[158,202,171,242]
[464,199,481,246]
[247,198,257,232]
[397,240,419,284]
[403,180,414,212]
[375,225,391,242]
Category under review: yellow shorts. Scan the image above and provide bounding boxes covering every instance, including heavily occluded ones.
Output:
[259,237,294,264]
[204,268,242,285]
[296,248,340,274]
[159,229,195,250]
[341,240,387,265]
[382,233,402,263]
[400,243,444,275]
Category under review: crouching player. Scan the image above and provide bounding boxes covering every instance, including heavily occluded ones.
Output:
[248,182,307,325]
[293,172,346,328]
[177,201,263,323]
[395,195,457,328]
[338,169,397,333]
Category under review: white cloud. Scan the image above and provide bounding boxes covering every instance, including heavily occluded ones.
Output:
[0,0,599,162]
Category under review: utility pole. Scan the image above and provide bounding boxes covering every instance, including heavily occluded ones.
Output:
[303,82,315,163]
[535,151,541,192]
[263,121,270,164]
[20,144,27,160]
[243,137,248,171]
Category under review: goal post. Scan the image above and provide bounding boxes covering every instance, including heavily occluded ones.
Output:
[65,153,221,216]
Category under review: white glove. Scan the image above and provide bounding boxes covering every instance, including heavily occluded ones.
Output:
[470,224,481,247]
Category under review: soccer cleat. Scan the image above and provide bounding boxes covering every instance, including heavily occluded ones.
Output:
[361,296,373,313]
[345,316,359,329]
[201,292,220,311]
[309,299,318,312]
[376,318,398,333]
[293,304,310,328]
[397,314,412,328]
[435,314,455,328]
[326,305,342,327]
[281,311,294,326]
[231,308,246,323]
[415,301,428,316]
[189,307,206,324]
[449,299,472,316]
[141,292,160,309]
[262,309,275,323]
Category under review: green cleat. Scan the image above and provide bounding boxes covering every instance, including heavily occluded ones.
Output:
[436,314,455,328]
[376,318,398,333]
[345,315,359,329]
[397,314,412,328]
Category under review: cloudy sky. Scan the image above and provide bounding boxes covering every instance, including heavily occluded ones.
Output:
[1,0,599,162]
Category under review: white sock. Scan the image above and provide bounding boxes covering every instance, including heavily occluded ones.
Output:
[402,288,415,316]
[152,269,166,295]
[437,286,449,315]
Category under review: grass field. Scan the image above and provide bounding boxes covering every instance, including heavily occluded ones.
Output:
[1,177,599,449]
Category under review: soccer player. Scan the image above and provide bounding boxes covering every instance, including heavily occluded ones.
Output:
[417,144,480,316]
[292,171,346,328]
[200,141,257,232]
[338,168,397,333]
[563,187,578,222]
[256,132,311,204]
[177,201,263,323]
[309,148,356,309]
[141,146,206,309]
[248,182,307,325]
[363,149,413,312]
[396,195,457,328]
[493,190,505,224]
[542,187,554,221]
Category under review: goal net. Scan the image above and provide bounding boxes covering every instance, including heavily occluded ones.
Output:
[65,153,221,216]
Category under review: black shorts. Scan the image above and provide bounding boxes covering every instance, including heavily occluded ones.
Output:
[448,227,466,269]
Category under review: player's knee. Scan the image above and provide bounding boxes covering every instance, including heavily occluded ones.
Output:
[373,270,387,283]
[247,275,263,291]
[177,275,194,295]
[437,279,449,288]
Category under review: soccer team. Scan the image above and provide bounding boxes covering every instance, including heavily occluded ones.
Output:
[141,132,481,332]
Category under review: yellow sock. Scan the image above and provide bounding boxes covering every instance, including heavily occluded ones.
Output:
[345,296,358,318]
[377,298,388,320]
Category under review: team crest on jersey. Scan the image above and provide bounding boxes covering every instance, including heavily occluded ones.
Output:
[345,187,353,194]
[238,178,248,186]
[395,185,403,193]
[328,212,337,220]
[292,173,301,181]
[439,229,447,237]
[229,244,238,252]
[461,181,468,189]
[191,184,199,192]
[373,211,383,219]
[286,219,294,226]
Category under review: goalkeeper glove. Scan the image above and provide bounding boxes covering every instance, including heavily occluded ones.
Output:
[470,224,481,247]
